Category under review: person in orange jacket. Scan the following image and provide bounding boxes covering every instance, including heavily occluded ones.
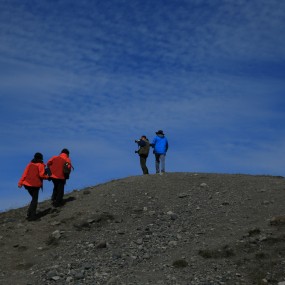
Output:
[18,152,49,221]
[47,148,72,207]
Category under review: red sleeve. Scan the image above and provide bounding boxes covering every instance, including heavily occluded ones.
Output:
[38,163,49,180]
[18,163,30,186]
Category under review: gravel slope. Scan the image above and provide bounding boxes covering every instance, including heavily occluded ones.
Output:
[0,172,285,285]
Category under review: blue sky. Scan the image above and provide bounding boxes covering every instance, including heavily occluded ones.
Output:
[1,0,285,211]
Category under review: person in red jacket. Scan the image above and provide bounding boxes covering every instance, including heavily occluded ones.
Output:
[18,152,49,221]
[47,148,72,207]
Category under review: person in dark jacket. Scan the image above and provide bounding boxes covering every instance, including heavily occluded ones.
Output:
[151,130,169,174]
[47,148,72,207]
[135,135,150,174]
[18,152,49,221]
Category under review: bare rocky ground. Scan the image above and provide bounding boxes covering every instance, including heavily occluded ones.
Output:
[1,172,285,285]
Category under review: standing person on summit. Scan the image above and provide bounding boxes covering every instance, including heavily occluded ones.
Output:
[151,130,169,174]
[135,135,150,175]
[18,152,49,221]
[47,148,72,207]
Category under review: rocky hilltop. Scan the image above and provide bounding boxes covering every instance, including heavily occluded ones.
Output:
[1,172,285,285]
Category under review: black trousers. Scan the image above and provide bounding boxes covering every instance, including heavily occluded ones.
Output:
[24,186,40,219]
[140,155,149,174]
[51,179,66,207]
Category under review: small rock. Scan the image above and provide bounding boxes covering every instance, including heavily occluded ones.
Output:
[270,216,285,226]
[51,230,61,239]
[47,270,58,279]
[82,263,92,270]
[136,238,143,245]
[168,241,178,246]
[167,211,178,220]
[236,272,241,277]
[96,241,107,248]
[66,276,73,283]
[107,277,119,285]
[74,271,84,280]
[143,253,150,259]
[50,221,61,226]
[172,259,188,268]
[178,193,188,198]
[112,252,122,260]
[170,213,178,220]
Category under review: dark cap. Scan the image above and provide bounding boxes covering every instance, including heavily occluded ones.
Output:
[156,130,164,135]
[34,152,43,160]
[61,148,70,155]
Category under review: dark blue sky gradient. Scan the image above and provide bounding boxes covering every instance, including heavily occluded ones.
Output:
[0,0,285,211]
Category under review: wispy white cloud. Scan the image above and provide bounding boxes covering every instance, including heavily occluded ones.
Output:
[1,0,285,210]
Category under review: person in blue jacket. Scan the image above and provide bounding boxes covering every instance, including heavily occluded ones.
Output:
[151,130,169,174]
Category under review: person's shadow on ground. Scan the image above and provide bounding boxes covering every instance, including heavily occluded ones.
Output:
[63,196,76,204]
[36,208,53,219]
[36,196,76,219]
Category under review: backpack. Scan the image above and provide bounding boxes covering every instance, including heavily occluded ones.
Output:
[63,162,71,179]
[138,140,150,156]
